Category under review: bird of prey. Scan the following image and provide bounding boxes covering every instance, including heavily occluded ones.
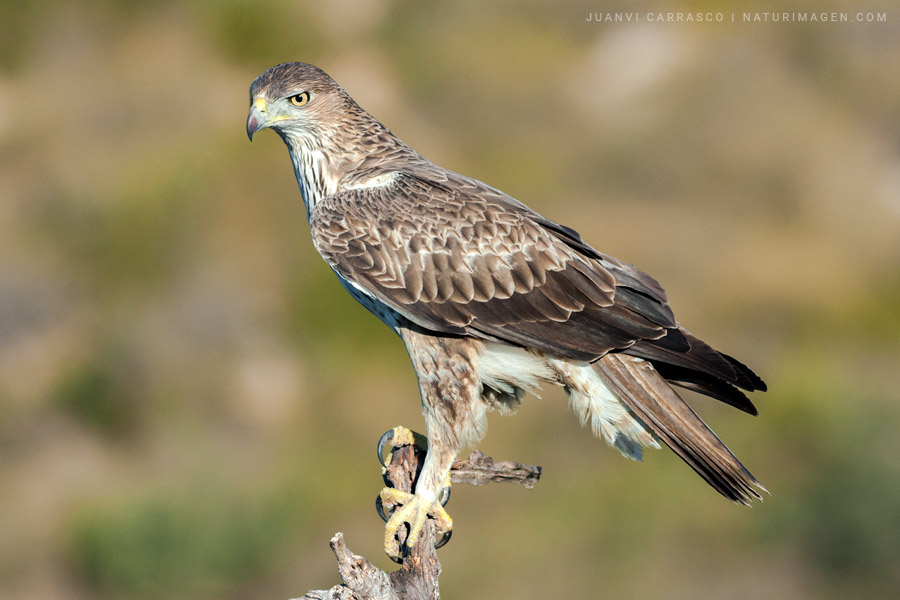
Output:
[247,62,767,559]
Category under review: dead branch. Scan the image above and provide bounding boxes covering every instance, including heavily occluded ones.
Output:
[297,440,541,600]
[450,449,542,489]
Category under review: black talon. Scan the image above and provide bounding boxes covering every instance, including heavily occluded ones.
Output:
[375,494,390,523]
[376,429,394,468]
[438,486,451,507]
[435,529,452,549]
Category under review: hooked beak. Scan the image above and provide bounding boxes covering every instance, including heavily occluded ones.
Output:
[246,98,268,141]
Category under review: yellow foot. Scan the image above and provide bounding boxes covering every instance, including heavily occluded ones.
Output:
[377,425,428,468]
[379,487,453,560]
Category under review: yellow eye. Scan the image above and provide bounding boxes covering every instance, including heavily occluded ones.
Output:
[289,92,310,107]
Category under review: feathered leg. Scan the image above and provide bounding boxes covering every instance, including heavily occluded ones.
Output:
[380,328,487,558]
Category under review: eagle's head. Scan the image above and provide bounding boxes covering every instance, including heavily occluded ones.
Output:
[246,62,355,143]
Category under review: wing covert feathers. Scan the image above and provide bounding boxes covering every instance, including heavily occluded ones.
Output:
[595,354,766,504]
[311,171,766,412]
[311,174,678,359]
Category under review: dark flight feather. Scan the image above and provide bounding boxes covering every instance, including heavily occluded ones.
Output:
[595,354,765,503]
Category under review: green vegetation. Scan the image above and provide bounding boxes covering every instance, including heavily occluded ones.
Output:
[52,356,140,436]
[70,482,303,599]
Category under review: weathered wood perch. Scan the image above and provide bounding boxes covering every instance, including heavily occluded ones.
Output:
[297,436,541,600]
[450,449,542,489]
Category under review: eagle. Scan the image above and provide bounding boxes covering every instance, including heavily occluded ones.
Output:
[247,62,767,559]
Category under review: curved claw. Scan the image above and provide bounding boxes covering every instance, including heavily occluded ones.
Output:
[438,485,451,507]
[377,426,422,469]
[435,529,452,549]
[375,494,390,523]
[376,429,395,469]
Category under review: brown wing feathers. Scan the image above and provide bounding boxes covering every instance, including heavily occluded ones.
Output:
[313,173,765,401]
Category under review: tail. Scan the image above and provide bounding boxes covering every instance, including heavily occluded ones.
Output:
[594,353,766,504]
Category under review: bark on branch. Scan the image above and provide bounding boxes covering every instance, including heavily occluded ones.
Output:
[297,439,541,600]
[450,449,542,489]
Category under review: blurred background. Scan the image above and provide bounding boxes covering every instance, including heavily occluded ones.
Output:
[1,0,899,598]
